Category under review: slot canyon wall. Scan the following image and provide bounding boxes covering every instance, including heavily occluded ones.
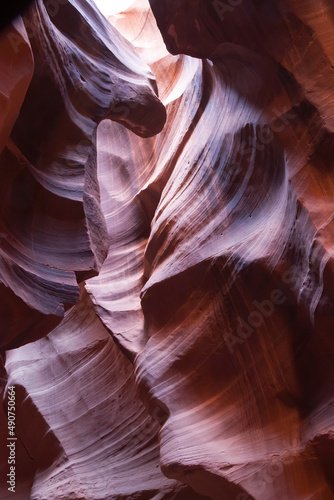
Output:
[0,0,334,498]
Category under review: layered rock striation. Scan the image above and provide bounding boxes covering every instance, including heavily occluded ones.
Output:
[0,0,166,350]
[1,0,334,499]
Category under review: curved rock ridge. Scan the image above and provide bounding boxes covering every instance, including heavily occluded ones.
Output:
[86,0,203,359]
[0,0,334,499]
[89,1,334,498]
[3,286,205,499]
[149,0,334,132]
[0,0,166,348]
[0,17,33,155]
[0,1,35,32]
[86,72,203,358]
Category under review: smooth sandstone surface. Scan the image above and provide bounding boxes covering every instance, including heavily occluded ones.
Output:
[0,0,166,349]
[1,0,334,499]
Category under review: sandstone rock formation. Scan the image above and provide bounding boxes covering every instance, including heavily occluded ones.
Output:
[1,0,334,499]
[0,1,34,32]
[0,0,166,350]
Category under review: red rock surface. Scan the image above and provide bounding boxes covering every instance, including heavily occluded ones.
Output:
[1,0,334,499]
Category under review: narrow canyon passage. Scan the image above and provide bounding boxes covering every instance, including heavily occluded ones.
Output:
[0,1,334,499]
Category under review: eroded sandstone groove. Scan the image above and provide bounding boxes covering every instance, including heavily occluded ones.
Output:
[1,0,334,499]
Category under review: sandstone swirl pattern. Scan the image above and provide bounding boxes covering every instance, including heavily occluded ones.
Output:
[0,0,165,350]
[1,0,334,499]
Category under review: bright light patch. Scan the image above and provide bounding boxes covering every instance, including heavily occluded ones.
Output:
[93,0,135,16]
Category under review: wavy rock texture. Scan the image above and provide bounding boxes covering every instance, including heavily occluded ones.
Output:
[0,0,166,349]
[1,0,334,499]
[93,1,334,498]
[3,286,204,500]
